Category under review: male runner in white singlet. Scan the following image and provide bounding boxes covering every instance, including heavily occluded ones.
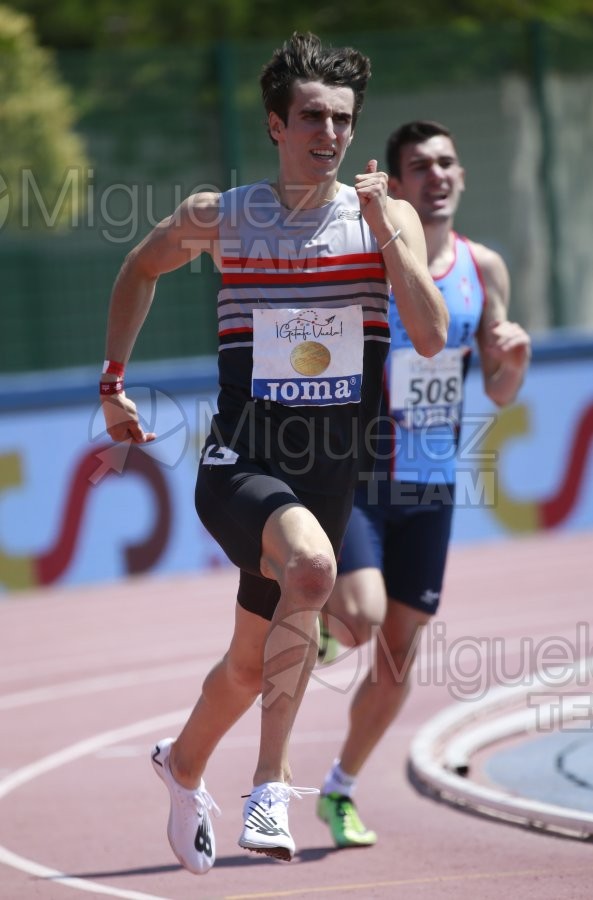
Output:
[100,45,448,873]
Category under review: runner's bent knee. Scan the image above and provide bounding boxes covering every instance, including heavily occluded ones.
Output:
[260,503,336,592]
[282,549,336,608]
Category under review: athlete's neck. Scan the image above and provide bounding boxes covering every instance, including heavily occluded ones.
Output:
[424,220,456,277]
[271,178,341,210]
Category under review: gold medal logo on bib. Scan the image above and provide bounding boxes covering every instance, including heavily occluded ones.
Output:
[290,341,331,376]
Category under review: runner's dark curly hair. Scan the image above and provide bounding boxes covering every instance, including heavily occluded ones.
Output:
[260,32,371,144]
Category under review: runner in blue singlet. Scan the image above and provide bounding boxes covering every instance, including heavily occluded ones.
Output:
[317,120,532,848]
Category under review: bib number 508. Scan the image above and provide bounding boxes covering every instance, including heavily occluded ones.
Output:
[409,376,460,406]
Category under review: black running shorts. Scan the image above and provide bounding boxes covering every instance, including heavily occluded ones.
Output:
[196,456,354,620]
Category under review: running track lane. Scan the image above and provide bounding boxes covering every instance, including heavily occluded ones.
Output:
[0,532,592,899]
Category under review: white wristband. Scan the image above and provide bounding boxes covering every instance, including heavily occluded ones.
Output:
[379,228,401,251]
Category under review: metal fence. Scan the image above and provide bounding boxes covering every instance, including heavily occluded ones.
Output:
[2,20,593,374]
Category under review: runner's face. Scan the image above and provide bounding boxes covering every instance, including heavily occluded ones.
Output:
[389,135,465,224]
[270,79,355,183]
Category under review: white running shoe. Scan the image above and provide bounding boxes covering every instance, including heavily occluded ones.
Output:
[151,738,220,875]
[238,782,319,861]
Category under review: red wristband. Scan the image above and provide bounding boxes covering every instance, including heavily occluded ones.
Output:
[102,359,125,377]
[100,379,124,395]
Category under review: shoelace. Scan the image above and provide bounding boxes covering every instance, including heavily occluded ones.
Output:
[166,755,222,817]
[243,783,319,807]
[263,784,320,804]
[193,784,222,818]
[251,784,319,828]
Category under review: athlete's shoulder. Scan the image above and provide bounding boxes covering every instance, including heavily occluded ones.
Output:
[186,190,222,215]
[462,236,507,280]
[461,236,510,311]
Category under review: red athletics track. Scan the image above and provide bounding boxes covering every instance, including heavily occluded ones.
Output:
[1,530,592,900]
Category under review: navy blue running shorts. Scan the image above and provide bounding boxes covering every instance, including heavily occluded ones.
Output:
[337,480,455,615]
[196,456,354,621]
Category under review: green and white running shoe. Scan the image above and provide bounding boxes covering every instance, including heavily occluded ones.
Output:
[317,792,377,848]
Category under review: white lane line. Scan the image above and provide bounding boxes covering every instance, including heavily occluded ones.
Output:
[97,729,350,758]
[0,709,187,899]
[0,645,204,682]
[0,710,187,800]
[2,617,585,712]
[0,662,205,711]
[0,846,170,900]
[0,653,363,712]
[0,663,363,898]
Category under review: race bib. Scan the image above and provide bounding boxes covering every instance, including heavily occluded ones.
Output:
[252,306,363,406]
[389,347,464,429]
